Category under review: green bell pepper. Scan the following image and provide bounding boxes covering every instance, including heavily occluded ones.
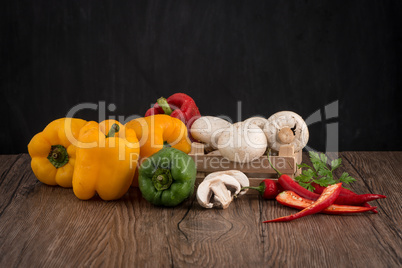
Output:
[138,147,196,206]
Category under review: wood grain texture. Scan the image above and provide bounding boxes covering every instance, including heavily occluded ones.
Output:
[0,153,401,267]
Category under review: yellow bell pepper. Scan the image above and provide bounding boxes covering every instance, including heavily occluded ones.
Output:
[72,119,140,200]
[27,118,87,187]
[125,114,191,159]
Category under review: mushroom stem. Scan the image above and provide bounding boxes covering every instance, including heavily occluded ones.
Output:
[277,127,295,144]
[210,182,232,209]
[196,174,241,209]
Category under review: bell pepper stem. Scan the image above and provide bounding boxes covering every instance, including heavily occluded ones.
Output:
[267,150,282,176]
[152,168,173,191]
[106,124,120,138]
[47,145,69,168]
[157,97,173,115]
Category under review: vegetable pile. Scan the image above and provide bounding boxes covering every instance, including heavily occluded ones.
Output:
[27,92,386,223]
[190,111,309,163]
[28,93,199,206]
[261,152,386,222]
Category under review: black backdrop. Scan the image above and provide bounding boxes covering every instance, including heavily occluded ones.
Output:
[2,0,401,154]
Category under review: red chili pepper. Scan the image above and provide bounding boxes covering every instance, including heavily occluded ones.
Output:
[278,174,321,200]
[241,179,283,199]
[311,182,385,209]
[145,93,201,138]
[275,191,377,214]
[264,183,342,223]
[362,202,378,214]
[267,155,320,200]
[268,154,385,209]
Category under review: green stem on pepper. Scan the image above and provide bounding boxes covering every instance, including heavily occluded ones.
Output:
[152,168,173,191]
[47,145,69,168]
[105,123,120,138]
[157,97,173,115]
[267,150,282,176]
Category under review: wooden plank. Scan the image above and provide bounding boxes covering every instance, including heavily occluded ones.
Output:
[190,143,302,190]
[0,153,400,267]
[166,194,265,266]
[341,152,402,232]
[259,152,401,267]
[191,155,296,175]
[340,152,402,266]
[0,155,173,267]
[0,154,32,216]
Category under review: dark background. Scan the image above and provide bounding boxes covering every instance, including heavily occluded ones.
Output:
[1,0,401,154]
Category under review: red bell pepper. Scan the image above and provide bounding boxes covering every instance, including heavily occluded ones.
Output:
[145,93,201,139]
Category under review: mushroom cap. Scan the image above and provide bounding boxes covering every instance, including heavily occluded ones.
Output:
[243,117,269,130]
[196,174,241,209]
[190,116,232,149]
[204,170,249,196]
[218,122,267,163]
[263,111,309,152]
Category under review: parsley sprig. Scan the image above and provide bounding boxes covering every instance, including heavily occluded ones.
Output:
[295,151,356,192]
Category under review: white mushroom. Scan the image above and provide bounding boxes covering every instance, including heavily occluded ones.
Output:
[190,116,232,149]
[204,170,249,196]
[196,174,241,209]
[243,117,269,130]
[217,122,267,163]
[263,111,309,152]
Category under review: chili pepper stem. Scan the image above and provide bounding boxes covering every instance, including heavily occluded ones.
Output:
[106,124,120,138]
[241,185,265,195]
[267,150,282,176]
[157,97,173,115]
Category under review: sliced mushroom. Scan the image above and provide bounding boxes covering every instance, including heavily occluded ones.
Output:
[196,174,241,209]
[204,170,249,196]
[191,116,232,149]
[263,111,309,152]
[218,122,267,163]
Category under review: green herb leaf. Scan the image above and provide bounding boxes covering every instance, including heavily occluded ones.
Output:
[302,169,315,177]
[306,184,315,192]
[331,158,342,170]
[309,151,323,172]
[317,168,331,177]
[297,163,312,169]
[308,151,319,159]
[297,174,311,183]
[295,152,356,191]
[319,153,328,165]
[339,172,356,184]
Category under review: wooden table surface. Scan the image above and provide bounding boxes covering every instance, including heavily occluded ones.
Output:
[0,152,401,267]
